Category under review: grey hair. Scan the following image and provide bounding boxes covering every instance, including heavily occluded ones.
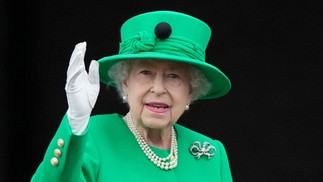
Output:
[108,60,212,102]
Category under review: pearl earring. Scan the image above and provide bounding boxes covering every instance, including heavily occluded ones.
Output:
[122,95,128,102]
[185,104,190,110]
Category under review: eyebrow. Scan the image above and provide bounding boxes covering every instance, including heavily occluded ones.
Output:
[135,59,182,71]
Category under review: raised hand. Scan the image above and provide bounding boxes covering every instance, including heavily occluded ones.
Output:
[65,42,100,135]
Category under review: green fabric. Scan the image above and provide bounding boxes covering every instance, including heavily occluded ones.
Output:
[31,113,232,182]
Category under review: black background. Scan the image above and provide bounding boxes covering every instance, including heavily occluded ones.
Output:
[1,0,322,181]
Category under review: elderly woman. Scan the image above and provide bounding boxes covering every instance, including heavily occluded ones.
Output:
[32,10,233,181]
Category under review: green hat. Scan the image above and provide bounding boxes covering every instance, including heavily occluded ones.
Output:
[98,10,231,99]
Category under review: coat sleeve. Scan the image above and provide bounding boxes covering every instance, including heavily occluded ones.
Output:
[31,114,100,182]
[214,140,233,182]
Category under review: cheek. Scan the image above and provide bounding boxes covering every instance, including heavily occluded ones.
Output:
[126,83,147,110]
[172,85,191,103]
[169,87,191,113]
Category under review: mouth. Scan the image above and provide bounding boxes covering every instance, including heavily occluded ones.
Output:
[145,102,170,113]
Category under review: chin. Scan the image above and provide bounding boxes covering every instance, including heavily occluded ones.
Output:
[142,117,171,129]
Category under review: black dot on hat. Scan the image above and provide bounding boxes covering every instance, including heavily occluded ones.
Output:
[154,22,172,39]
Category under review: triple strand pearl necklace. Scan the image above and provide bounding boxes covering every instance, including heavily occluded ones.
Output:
[124,112,178,170]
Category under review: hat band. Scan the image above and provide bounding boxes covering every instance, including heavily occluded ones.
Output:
[119,31,205,62]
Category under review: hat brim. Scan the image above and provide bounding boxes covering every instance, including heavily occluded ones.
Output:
[98,52,231,100]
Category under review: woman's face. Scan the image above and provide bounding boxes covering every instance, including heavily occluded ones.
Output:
[123,59,192,129]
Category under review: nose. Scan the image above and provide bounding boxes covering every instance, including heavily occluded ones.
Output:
[150,73,167,95]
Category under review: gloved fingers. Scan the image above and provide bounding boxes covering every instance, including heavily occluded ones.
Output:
[88,60,100,108]
[88,60,100,86]
[66,42,87,92]
[66,42,87,83]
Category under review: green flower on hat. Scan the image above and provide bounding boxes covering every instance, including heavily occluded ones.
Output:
[120,31,156,53]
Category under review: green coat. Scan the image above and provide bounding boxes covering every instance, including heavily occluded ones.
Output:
[31,113,232,181]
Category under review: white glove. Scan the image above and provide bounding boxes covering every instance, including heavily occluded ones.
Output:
[65,42,100,135]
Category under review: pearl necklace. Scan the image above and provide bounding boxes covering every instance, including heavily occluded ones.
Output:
[124,113,178,170]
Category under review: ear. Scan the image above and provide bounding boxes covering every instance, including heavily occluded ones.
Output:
[122,79,128,95]
[187,99,192,106]
[187,90,193,103]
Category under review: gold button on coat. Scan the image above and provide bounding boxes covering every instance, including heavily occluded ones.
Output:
[54,149,62,157]
[50,157,59,167]
[57,139,64,147]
